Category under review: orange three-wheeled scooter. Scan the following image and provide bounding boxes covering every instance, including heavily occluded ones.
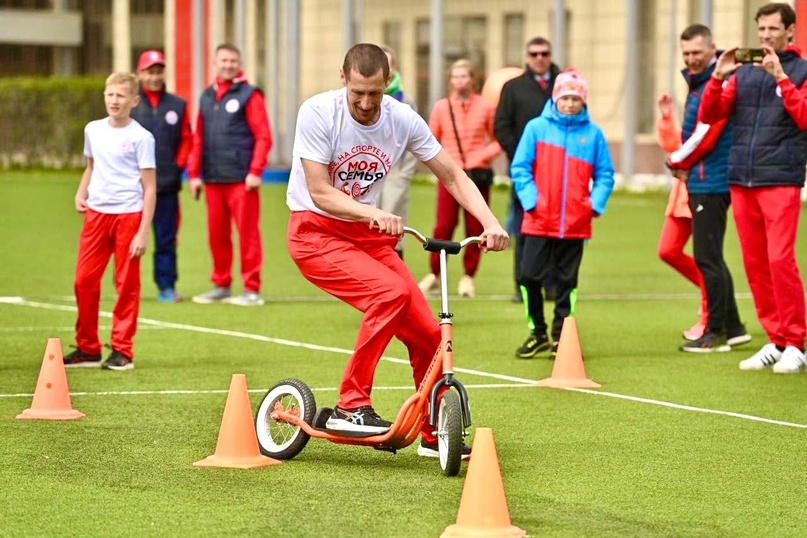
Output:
[254,226,482,476]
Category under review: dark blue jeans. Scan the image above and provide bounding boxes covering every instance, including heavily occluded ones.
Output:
[152,192,180,291]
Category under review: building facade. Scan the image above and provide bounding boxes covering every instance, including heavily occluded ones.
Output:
[1,0,803,171]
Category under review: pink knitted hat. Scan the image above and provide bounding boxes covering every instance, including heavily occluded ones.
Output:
[552,68,588,103]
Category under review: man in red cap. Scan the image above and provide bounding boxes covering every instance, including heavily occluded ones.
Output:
[131,49,193,303]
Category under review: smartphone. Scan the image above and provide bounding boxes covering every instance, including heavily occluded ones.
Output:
[735,48,765,64]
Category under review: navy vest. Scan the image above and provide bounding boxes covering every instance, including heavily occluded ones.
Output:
[199,82,256,182]
[131,90,187,194]
[729,50,807,187]
[681,63,732,194]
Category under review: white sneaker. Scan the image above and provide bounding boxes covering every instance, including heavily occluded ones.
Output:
[738,343,782,371]
[457,275,475,298]
[772,346,805,374]
[192,286,231,304]
[418,273,439,295]
[224,292,265,306]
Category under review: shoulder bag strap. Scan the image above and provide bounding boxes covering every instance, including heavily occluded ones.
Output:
[447,99,466,169]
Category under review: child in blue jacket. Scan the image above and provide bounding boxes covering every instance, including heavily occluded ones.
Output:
[510,68,615,358]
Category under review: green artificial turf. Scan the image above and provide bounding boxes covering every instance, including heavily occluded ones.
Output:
[1,171,805,537]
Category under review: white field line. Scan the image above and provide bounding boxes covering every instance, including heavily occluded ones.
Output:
[2,296,806,430]
[40,292,754,303]
[566,388,807,429]
[0,383,534,399]
[0,325,168,333]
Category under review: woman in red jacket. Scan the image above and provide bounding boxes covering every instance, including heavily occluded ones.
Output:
[418,59,503,298]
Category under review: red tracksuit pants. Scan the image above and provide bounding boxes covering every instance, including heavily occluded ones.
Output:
[74,209,142,359]
[429,182,490,276]
[731,185,806,348]
[205,183,262,293]
[287,211,442,441]
[657,215,708,321]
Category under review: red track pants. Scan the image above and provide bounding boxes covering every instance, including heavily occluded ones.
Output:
[205,183,262,292]
[658,215,708,322]
[287,211,442,441]
[730,185,805,348]
[74,209,142,359]
[429,182,490,276]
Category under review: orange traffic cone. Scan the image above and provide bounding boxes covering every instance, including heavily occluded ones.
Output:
[193,374,281,469]
[538,316,601,389]
[441,428,526,538]
[17,338,85,420]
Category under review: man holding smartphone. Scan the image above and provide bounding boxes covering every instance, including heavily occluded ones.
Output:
[699,2,807,373]
[657,24,751,354]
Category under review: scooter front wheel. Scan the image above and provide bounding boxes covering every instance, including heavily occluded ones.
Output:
[437,389,463,477]
[255,378,316,460]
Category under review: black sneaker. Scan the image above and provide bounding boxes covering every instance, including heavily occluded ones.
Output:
[101,348,134,371]
[325,405,391,433]
[417,439,471,461]
[550,340,560,357]
[63,347,101,368]
[727,325,752,347]
[680,331,730,353]
[516,333,550,358]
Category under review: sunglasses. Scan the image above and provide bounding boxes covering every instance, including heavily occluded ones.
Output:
[528,51,551,58]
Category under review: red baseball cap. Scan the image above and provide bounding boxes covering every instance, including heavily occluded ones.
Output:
[137,50,165,71]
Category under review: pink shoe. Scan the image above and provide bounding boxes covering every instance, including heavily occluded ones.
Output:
[682,321,706,341]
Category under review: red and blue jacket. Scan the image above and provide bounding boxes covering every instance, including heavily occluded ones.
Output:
[510,101,614,239]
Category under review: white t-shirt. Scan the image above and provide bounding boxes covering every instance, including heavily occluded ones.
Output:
[286,88,441,218]
[83,118,156,214]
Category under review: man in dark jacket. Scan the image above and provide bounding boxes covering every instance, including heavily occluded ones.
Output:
[132,50,192,303]
[700,3,807,373]
[188,43,273,307]
[494,37,561,303]
[662,25,751,353]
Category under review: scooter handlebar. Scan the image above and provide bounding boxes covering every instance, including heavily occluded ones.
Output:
[369,221,482,254]
[402,226,482,254]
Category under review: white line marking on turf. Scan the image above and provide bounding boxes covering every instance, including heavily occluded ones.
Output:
[0,325,168,333]
[0,297,533,385]
[0,383,532,399]
[27,292,754,303]
[3,296,806,429]
[567,388,807,429]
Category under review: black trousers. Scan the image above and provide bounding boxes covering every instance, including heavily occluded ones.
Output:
[510,189,557,298]
[510,189,525,294]
[689,193,742,334]
[518,236,585,340]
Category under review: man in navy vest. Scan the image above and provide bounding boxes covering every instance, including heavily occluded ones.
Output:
[132,50,192,303]
[661,25,752,354]
[188,43,273,307]
[700,3,807,373]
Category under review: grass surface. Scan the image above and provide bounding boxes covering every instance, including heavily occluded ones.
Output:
[1,171,806,537]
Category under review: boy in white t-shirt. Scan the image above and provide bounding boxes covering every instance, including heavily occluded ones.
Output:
[286,44,508,457]
[63,72,157,371]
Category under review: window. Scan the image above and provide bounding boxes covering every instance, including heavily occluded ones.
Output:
[382,21,402,60]
[637,0,656,133]
[503,13,524,66]
[415,16,487,116]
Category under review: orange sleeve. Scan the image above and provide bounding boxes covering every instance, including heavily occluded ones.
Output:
[656,115,682,153]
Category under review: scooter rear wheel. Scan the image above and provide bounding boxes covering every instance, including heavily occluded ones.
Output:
[255,378,316,460]
[437,390,463,477]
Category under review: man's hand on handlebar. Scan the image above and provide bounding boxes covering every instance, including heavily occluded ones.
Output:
[368,212,404,236]
[480,223,509,253]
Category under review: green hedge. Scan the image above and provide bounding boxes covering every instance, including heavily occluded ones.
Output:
[0,76,107,169]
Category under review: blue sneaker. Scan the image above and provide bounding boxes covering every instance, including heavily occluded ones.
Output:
[157,288,182,303]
